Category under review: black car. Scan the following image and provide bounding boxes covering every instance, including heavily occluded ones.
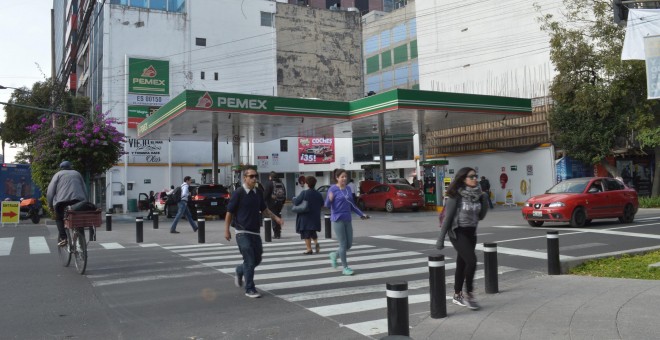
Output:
[191,184,230,218]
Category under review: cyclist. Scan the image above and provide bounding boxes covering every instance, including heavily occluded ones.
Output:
[47,161,88,246]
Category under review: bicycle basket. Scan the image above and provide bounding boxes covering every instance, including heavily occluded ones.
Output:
[64,209,103,229]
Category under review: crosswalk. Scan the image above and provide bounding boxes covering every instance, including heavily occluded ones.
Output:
[162,239,518,338]
[0,236,150,256]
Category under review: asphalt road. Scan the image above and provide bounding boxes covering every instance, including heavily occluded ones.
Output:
[2,206,660,339]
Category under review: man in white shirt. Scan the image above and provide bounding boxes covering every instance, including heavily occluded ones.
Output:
[170,176,198,234]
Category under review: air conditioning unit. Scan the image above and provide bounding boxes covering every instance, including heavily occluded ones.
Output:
[347,7,359,12]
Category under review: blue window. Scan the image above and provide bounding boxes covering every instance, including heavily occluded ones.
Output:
[392,24,406,43]
[367,74,381,93]
[110,0,128,4]
[409,18,417,38]
[151,0,167,10]
[411,61,419,82]
[168,0,185,12]
[131,0,148,8]
[382,70,393,90]
[365,35,379,55]
[380,30,390,49]
[395,66,408,86]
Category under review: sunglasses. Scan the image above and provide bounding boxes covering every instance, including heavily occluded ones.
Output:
[245,174,258,179]
[467,175,478,179]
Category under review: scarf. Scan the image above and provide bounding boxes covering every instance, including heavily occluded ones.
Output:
[459,185,482,202]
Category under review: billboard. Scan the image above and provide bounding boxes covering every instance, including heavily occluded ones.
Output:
[127,57,170,128]
[298,137,335,164]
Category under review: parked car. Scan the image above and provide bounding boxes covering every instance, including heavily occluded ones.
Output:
[522,177,638,227]
[191,184,230,218]
[305,145,333,157]
[317,185,330,201]
[154,191,173,216]
[357,183,424,212]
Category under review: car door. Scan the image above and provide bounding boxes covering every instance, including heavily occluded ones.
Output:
[584,180,608,218]
[369,185,388,209]
[603,178,625,217]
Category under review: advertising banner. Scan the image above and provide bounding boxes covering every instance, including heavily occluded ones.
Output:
[127,57,170,129]
[644,35,660,99]
[298,137,335,164]
[126,138,168,163]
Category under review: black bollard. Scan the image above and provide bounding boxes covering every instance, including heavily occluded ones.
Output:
[547,231,560,275]
[197,217,205,243]
[197,210,203,220]
[483,242,499,294]
[428,255,446,319]
[152,212,159,229]
[324,214,331,239]
[264,218,272,242]
[105,212,112,231]
[386,281,409,336]
[136,217,143,243]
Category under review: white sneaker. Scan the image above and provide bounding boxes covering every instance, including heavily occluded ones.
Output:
[452,292,466,307]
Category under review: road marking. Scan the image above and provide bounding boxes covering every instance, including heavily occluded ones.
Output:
[187,244,374,261]
[0,237,14,255]
[29,236,49,254]
[99,242,124,249]
[91,270,216,287]
[371,235,575,260]
[139,243,160,247]
[312,293,431,316]
[560,243,607,251]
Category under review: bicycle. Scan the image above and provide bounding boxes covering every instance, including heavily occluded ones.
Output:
[57,209,103,275]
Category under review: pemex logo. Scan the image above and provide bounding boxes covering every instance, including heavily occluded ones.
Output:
[196,92,213,108]
[141,65,157,77]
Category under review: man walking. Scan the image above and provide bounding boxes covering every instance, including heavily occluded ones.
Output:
[170,176,198,233]
[47,161,88,246]
[263,171,285,239]
[225,167,284,298]
[480,176,494,209]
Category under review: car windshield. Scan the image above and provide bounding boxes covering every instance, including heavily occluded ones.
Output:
[393,184,415,190]
[546,179,589,194]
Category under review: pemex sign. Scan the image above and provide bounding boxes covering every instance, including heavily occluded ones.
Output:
[127,58,170,128]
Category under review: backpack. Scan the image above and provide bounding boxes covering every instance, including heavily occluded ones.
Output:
[273,182,286,202]
[170,186,182,204]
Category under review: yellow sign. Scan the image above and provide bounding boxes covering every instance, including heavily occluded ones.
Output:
[1,201,20,224]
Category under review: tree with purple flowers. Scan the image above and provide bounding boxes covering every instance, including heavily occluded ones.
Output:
[28,106,126,192]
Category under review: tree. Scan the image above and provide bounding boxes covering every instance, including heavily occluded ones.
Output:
[28,106,126,194]
[538,0,660,193]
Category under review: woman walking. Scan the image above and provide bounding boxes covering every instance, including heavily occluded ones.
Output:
[325,169,369,276]
[293,176,324,254]
[437,167,489,310]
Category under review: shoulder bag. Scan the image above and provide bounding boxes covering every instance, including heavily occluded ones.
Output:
[291,190,309,214]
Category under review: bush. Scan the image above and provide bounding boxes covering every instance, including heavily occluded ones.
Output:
[638,196,660,208]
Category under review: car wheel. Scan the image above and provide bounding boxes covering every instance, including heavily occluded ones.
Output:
[570,207,586,228]
[584,219,592,225]
[412,207,419,212]
[527,220,544,227]
[385,200,395,213]
[358,200,366,210]
[618,204,635,223]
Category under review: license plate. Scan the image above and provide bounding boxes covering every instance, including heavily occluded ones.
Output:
[211,202,218,206]
[412,203,418,206]
[532,210,542,217]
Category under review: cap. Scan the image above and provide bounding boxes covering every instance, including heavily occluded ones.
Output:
[59,161,73,170]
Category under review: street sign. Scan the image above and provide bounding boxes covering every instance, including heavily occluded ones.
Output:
[2,201,20,224]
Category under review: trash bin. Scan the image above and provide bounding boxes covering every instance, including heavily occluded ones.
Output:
[127,199,138,212]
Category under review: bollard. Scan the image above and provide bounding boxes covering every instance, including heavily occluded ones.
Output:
[324,214,332,239]
[152,212,159,229]
[197,217,205,244]
[105,212,112,231]
[197,210,203,220]
[547,231,560,275]
[89,226,96,242]
[386,281,409,336]
[483,242,499,294]
[428,255,447,319]
[264,218,272,242]
[136,217,143,243]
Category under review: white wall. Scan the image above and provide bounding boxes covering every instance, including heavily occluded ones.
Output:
[443,146,555,205]
[415,0,561,98]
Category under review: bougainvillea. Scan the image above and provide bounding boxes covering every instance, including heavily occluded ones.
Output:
[28,106,126,192]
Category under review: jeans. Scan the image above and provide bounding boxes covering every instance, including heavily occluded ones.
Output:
[170,200,198,232]
[235,233,263,291]
[332,220,353,268]
[450,227,477,294]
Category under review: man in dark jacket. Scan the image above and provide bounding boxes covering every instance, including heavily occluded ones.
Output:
[479,176,494,209]
[263,171,284,238]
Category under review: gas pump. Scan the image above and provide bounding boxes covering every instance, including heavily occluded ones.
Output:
[420,160,448,208]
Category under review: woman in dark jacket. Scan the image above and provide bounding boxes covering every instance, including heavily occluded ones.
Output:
[437,167,488,310]
[293,176,324,254]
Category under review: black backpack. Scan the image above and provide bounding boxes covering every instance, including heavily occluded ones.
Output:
[169,186,182,204]
[273,182,286,202]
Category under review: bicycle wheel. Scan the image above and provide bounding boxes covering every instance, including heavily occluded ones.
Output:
[72,228,87,275]
[57,229,72,267]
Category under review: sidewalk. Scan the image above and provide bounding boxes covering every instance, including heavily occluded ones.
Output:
[411,274,660,340]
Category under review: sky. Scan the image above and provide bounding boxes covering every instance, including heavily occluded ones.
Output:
[0,1,53,163]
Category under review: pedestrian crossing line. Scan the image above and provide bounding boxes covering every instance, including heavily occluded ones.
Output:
[0,237,14,256]
[371,234,576,260]
[99,242,125,249]
[186,244,376,262]
[163,243,226,250]
[186,247,398,268]
[28,237,50,254]
[91,270,218,287]
[139,243,160,247]
[87,263,208,279]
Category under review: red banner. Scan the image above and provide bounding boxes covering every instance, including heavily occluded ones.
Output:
[298,137,335,164]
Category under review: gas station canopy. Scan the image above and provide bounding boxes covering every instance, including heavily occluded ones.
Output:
[137,89,531,142]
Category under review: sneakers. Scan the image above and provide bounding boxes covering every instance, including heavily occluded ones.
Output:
[170,230,180,234]
[452,292,480,310]
[234,272,243,288]
[329,252,338,269]
[452,292,466,307]
[57,239,67,247]
[245,289,261,298]
[342,267,354,276]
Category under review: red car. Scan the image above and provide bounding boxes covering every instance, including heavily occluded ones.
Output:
[357,184,424,212]
[522,177,638,227]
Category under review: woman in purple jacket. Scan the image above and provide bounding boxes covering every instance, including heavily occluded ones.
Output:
[325,169,369,276]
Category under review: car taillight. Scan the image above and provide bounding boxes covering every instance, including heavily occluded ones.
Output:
[193,195,205,201]
[396,192,407,197]
[223,193,230,199]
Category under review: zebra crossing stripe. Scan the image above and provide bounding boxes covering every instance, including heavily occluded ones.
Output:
[29,237,49,254]
[187,244,375,262]
[0,237,14,256]
[312,293,430,317]
[164,243,226,250]
[99,242,125,249]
